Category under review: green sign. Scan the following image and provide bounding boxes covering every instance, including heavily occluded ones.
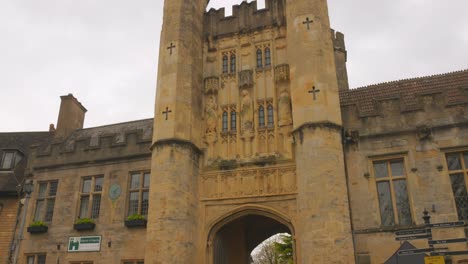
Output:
[68,236,101,252]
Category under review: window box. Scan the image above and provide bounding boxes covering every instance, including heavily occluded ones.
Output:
[124,219,147,228]
[73,223,95,231]
[27,225,48,234]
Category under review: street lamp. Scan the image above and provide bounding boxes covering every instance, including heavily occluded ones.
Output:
[12,179,34,264]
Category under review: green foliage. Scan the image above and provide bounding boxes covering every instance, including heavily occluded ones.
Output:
[126,214,146,221]
[274,235,293,264]
[29,221,47,227]
[75,218,95,224]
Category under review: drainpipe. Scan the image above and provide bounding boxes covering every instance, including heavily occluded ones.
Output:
[341,129,358,263]
[12,179,34,264]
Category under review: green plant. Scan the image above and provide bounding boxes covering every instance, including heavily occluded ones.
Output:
[75,218,95,224]
[126,214,146,221]
[29,221,47,227]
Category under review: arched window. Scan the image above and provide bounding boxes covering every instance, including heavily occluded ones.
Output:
[222,112,228,131]
[259,106,265,127]
[231,111,237,131]
[265,47,271,67]
[267,105,274,127]
[256,49,263,68]
[230,54,236,73]
[222,55,228,74]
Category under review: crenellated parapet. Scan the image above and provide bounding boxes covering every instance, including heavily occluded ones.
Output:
[28,119,153,170]
[340,70,468,137]
[204,0,286,39]
[331,29,346,54]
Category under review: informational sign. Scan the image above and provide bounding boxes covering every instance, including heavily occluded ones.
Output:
[429,221,465,228]
[396,228,430,236]
[68,236,101,252]
[395,234,432,241]
[398,248,434,256]
[425,256,445,264]
[431,251,468,257]
[429,238,468,245]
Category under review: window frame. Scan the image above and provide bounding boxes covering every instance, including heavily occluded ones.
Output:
[371,156,413,227]
[256,49,263,68]
[230,111,237,132]
[127,171,151,218]
[222,111,229,132]
[258,105,266,127]
[33,181,58,223]
[122,260,144,264]
[267,104,274,127]
[1,150,17,170]
[445,150,468,220]
[230,54,236,73]
[78,175,104,220]
[26,253,46,264]
[222,55,228,74]
[264,47,271,67]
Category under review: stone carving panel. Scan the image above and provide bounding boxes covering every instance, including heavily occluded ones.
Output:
[200,165,297,200]
[204,77,219,95]
[239,70,254,88]
[275,64,290,83]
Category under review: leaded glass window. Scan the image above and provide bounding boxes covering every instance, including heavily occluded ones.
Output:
[230,54,236,73]
[267,105,274,127]
[265,47,271,67]
[256,49,263,68]
[259,106,265,127]
[447,151,468,220]
[222,55,228,74]
[127,172,150,217]
[78,176,103,219]
[373,159,412,226]
[33,181,58,222]
[231,111,237,131]
[222,112,228,132]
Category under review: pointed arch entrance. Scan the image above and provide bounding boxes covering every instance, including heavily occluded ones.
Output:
[207,206,295,264]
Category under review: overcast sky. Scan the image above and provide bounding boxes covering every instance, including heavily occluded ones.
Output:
[1,0,467,132]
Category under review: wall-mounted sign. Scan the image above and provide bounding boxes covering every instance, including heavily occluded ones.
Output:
[68,236,101,252]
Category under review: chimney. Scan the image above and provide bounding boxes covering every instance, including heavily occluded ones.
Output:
[55,94,87,139]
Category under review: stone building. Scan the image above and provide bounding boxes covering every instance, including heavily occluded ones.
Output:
[2,0,468,263]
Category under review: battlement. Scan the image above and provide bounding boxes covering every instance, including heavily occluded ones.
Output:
[28,119,153,170]
[331,29,346,52]
[340,69,468,136]
[204,0,286,38]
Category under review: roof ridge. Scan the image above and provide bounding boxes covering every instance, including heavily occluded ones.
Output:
[350,69,468,91]
[80,117,153,131]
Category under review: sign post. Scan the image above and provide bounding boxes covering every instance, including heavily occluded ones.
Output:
[395,210,467,259]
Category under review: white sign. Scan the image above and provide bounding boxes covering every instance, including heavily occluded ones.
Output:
[68,236,101,252]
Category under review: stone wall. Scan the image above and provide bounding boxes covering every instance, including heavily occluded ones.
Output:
[0,197,19,264]
[342,77,468,262]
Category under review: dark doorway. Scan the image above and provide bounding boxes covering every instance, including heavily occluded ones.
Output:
[213,214,292,264]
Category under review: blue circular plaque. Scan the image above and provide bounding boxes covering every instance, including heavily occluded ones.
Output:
[109,184,122,200]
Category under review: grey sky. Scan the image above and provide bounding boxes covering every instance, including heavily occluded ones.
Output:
[1,0,467,132]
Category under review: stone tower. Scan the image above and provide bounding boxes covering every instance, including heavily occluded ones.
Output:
[146,0,355,263]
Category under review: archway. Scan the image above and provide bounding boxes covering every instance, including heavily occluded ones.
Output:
[208,208,295,264]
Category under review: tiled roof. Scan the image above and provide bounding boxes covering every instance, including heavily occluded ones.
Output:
[339,69,468,115]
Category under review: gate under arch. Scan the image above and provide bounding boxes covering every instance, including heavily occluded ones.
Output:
[207,207,295,264]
